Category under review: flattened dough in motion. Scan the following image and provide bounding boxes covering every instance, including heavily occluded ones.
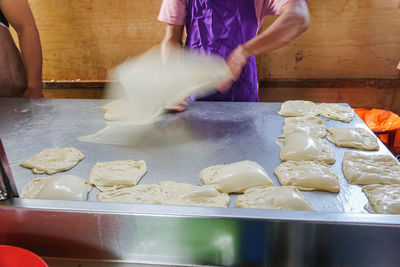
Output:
[20,175,92,201]
[89,160,147,191]
[362,184,400,214]
[343,152,400,185]
[274,161,339,192]
[98,181,230,208]
[101,99,129,121]
[279,133,336,164]
[316,103,354,122]
[278,100,317,117]
[21,148,85,175]
[236,186,315,211]
[282,116,326,138]
[199,160,273,193]
[326,128,379,150]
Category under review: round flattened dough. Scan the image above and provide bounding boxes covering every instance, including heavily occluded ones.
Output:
[20,174,92,201]
[278,100,317,117]
[97,184,162,204]
[316,103,355,122]
[199,160,273,193]
[20,147,85,175]
[236,186,315,211]
[342,152,400,185]
[326,128,378,150]
[89,160,148,191]
[362,184,400,214]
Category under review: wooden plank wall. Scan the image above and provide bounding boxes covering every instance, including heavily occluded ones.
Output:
[11,0,399,81]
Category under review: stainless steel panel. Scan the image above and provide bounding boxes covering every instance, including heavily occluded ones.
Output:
[1,98,399,266]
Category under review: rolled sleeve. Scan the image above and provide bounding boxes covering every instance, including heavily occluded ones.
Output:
[158,0,187,25]
[265,0,294,16]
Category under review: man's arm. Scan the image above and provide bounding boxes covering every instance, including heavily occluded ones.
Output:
[161,24,184,62]
[222,0,310,90]
[1,0,43,98]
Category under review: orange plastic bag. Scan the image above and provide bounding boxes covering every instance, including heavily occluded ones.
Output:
[355,108,400,152]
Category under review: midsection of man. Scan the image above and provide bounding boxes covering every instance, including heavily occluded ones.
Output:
[0,22,27,97]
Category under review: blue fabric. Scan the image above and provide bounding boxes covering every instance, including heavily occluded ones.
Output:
[0,8,9,28]
[185,0,259,102]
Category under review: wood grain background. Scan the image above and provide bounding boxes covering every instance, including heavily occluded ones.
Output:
[10,0,400,81]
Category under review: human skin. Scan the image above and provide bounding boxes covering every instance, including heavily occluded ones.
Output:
[0,0,42,98]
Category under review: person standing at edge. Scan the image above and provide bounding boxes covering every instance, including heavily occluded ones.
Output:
[0,0,42,98]
[159,0,309,108]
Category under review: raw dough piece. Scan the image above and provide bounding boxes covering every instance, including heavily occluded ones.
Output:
[97,184,162,204]
[282,116,326,138]
[20,175,92,201]
[199,160,273,193]
[98,181,230,208]
[278,100,317,117]
[21,148,85,175]
[274,161,339,192]
[279,133,336,164]
[89,160,147,191]
[159,181,230,207]
[101,99,129,121]
[316,103,354,122]
[236,186,315,211]
[326,128,378,150]
[342,152,400,185]
[362,184,400,214]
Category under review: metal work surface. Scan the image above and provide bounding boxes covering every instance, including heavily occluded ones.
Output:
[1,98,400,266]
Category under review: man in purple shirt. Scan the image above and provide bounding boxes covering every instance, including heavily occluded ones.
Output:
[159,0,309,109]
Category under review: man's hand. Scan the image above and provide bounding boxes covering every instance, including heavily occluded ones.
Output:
[216,45,250,93]
[23,85,43,98]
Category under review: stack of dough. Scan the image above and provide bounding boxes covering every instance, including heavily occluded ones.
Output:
[199,160,273,193]
[281,116,327,138]
[274,161,339,192]
[89,160,148,191]
[20,175,92,201]
[278,132,335,164]
[98,181,230,208]
[326,128,378,150]
[236,186,315,211]
[21,147,85,174]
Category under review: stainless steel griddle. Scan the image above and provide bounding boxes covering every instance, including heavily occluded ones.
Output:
[0,97,399,267]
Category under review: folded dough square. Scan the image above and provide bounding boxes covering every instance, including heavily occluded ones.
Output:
[316,103,355,122]
[278,100,317,117]
[362,184,400,214]
[236,186,315,211]
[274,161,339,192]
[199,160,273,193]
[326,128,378,150]
[20,175,92,201]
[279,133,336,164]
[21,147,85,175]
[282,116,327,138]
[89,160,147,191]
[342,152,400,185]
